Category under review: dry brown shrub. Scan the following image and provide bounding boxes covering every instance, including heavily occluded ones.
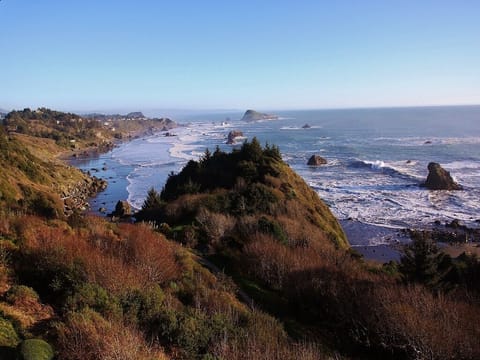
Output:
[164,193,205,221]
[374,284,480,359]
[56,309,168,360]
[118,223,180,286]
[195,207,235,246]
[21,218,181,294]
[210,309,326,360]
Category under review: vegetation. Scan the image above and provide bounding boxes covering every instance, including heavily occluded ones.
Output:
[136,140,480,359]
[1,113,480,359]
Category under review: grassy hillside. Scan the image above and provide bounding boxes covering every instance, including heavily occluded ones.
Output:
[0,125,84,218]
[138,138,347,249]
[1,118,480,359]
[0,108,176,218]
[137,139,480,359]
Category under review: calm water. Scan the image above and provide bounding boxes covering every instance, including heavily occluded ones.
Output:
[72,105,480,250]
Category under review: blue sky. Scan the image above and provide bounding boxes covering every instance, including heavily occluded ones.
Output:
[1,0,479,113]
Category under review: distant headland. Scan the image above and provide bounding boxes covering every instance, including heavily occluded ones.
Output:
[241,109,278,122]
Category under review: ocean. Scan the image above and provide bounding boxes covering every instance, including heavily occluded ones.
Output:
[71,105,480,259]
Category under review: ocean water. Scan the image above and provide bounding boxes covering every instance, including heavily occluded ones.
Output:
[72,106,480,252]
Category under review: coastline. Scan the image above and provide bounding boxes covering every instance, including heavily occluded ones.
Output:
[65,129,408,262]
[63,124,479,264]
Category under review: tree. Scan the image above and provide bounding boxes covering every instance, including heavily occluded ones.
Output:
[399,231,452,289]
[142,187,162,210]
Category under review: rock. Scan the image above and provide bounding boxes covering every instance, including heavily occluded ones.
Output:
[307,155,327,166]
[241,109,278,122]
[113,200,131,217]
[423,162,462,190]
[226,130,244,144]
[302,124,311,129]
[99,207,107,213]
[424,140,432,144]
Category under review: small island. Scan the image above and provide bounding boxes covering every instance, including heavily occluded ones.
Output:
[241,109,278,122]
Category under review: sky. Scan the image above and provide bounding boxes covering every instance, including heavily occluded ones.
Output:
[1,0,479,114]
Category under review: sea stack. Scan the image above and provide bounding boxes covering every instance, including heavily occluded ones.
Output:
[241,109,278,122]
[423,162,462,190]
[226,130,244,144]
[307,155,327,166]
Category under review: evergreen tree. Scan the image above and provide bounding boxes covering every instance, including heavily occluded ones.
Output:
[399,231,451,289]
[142,187,162,210]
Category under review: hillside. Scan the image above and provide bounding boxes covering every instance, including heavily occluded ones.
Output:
[138,139,480,359]
[1,121,480,359]
[0,108,177,218]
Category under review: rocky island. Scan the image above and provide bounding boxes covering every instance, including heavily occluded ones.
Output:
[241,109,278,122]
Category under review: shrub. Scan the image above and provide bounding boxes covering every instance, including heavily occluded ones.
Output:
[64,283,121,318]
[5,285,40,307]
[55,309,165,360]
[16,339,54,360]
[0,316,20,348]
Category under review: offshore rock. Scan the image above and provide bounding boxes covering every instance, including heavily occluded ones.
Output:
[113,200,132,217]
[226,130,244,144]
[307,155,327,166]
[423,162,462,190]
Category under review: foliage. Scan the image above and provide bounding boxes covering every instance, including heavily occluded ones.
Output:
[4,108,100,146]
[399,231,453,289]
[160,138,281,201]
[142,187,163,210]
[16,339,54,360]
[0,316,20,348]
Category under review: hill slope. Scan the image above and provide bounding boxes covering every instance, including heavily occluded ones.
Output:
[138,138,347,249]
[138,139,480,359]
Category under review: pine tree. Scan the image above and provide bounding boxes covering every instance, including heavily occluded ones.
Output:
[142,187,162,210]
[399,231,451,288]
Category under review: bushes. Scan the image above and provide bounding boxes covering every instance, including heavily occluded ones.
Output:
[0,316,20,348]
[55,309,166,360]
[17,339,54,360]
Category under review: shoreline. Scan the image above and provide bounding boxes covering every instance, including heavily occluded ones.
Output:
[64,127,479,264]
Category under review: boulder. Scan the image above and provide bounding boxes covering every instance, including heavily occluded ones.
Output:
[226,130,244,144]
[307,155,327,166]
[423,162,462,190]
[113,200,131,217]
[302,123,311,129]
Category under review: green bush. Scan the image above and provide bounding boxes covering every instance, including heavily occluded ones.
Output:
[65,283,121,318]
[16,339,54,360]
[0,316,20,348]
[120,284,165,325]
[257,216,288,244]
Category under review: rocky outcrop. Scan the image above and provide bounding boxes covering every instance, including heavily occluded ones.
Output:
[307,155,327,166]
[62,176,108,215]
[112,200,132,217]
[241,109,278,122]
[302,124,311,129]
[423,162,462,190]
[226,130,244,144]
